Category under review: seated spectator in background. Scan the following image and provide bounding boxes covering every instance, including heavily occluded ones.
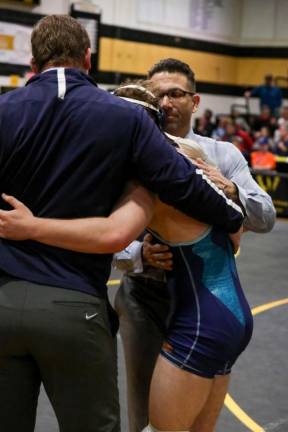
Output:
[278,105,288,127]
[274,106,288,142]
[230,135,250,164]
[274,124,288,156]
[245,74,283,116]
[253,126,274,151]
[222,121,254,156]
[252,105,277,135]
[251,141,276,171]
[212,115,231,140]
[194,108,215,137]
[231,135,244,151]
[231,107,251,132]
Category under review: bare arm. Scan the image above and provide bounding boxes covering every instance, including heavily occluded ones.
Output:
[0,184,154,253]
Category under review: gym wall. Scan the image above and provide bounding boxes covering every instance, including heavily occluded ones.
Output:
[0,0,287,115]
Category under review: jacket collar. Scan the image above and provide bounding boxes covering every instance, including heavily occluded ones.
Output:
[25,68,98,88]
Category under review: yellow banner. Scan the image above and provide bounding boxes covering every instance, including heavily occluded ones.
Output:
[0,35,14,51]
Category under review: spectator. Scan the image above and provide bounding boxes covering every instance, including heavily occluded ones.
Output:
[278,105,288,128]
[252,105,277,135]
[251,141,276,171]
[211,115,231,140]
[231,107,251,132]
[223,121,254,156]
[253,126,274,151]
[245,74,283,116]
[194,108,215,137]
[275,124,288,156]
[274,105,288,142]
[231,135,244,152]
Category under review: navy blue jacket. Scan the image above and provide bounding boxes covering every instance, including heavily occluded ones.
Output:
[0,68,243,296]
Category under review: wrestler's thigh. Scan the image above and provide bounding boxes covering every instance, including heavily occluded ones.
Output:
[191,374,231,432]
[149,355,213,431]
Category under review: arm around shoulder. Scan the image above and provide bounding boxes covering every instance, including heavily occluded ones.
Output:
[0,185,155,253]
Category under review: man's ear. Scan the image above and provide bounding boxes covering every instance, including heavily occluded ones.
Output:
[30,58,38,74]
[84,48,91,72]
[192,94,200,113]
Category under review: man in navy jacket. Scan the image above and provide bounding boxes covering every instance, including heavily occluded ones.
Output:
[0,15,243,432]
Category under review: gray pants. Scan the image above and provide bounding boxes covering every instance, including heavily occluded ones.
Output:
[0,276,120,432]
[114,275,170,432]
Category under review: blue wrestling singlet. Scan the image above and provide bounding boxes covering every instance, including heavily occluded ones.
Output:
[152,227,253,379]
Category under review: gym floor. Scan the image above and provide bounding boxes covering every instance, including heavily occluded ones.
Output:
[35,219,288,432]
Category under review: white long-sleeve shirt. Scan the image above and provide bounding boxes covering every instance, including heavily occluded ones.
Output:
[187,130,275,233]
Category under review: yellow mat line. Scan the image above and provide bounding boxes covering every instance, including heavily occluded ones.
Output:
[252,298,288,316]
[225,297,288,431]
[224,394,265,432]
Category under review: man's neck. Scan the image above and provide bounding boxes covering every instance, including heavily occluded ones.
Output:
[41,64,87,74]
[167,125,191,139]
[185,129,194,139]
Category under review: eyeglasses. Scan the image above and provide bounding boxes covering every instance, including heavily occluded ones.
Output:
[157,88,195,101]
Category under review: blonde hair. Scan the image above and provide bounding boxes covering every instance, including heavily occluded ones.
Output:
[113,79,159,109]
[165,133,215,166]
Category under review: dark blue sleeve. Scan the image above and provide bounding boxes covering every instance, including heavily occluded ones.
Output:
[131,108,244,233]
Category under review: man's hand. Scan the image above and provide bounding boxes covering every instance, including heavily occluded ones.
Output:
[194,159,239,202]
[143,233,173,271]
[0,193,35,240]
